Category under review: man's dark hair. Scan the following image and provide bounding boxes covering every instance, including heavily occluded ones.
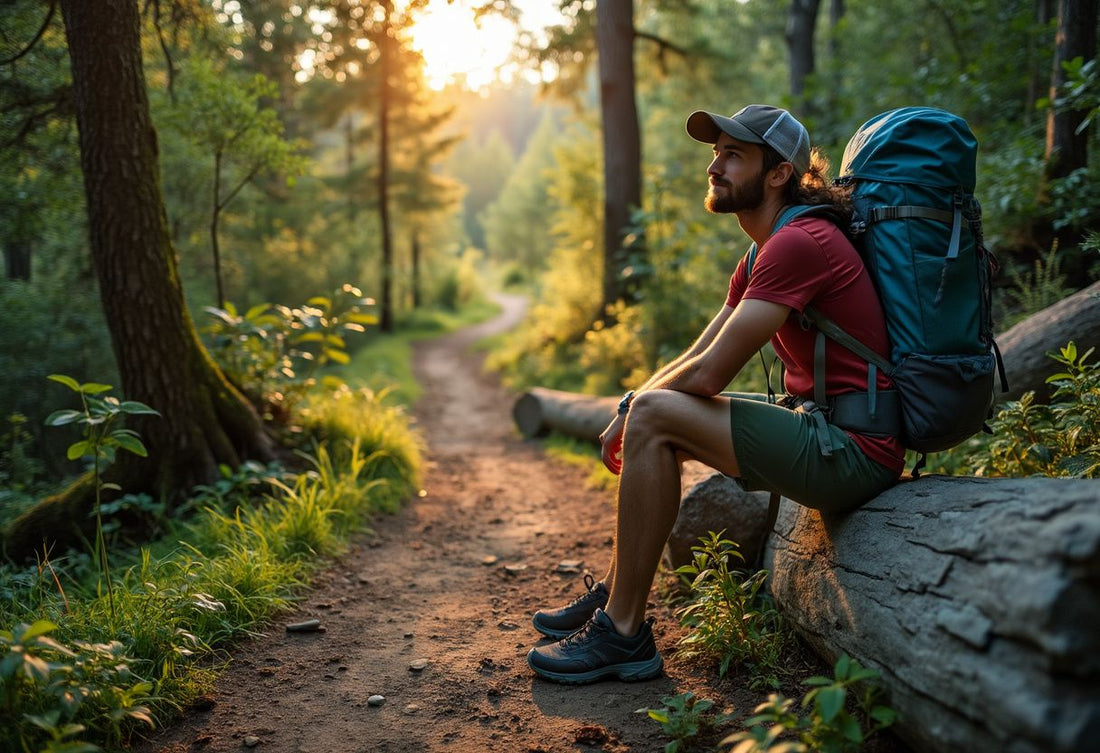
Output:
[762,145,853,229]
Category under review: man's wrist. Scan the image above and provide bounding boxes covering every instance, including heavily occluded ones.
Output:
[617,390,636,416]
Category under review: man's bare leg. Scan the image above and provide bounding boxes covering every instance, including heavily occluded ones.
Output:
[602,390,742,637]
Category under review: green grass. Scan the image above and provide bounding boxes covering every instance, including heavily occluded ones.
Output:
[0,388,422,753]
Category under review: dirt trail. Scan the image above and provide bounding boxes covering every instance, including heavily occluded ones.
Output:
[138,293,735,753]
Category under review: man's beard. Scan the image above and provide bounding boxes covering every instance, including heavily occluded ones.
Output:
[705,169,766,214]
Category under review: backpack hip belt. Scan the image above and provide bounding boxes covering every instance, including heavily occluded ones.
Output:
[783,390,902,445]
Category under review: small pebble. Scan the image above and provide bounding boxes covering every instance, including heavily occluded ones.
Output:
[481,555,499,566]
[367,694,385,707]
[285,619,322,633]
[403,703,420,715]
[503,564,527,576]
[244,735,260,747]
[408,659,428,671]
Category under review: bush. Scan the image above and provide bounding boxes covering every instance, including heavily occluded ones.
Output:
[721,654,897,753]
[674,531,791,689]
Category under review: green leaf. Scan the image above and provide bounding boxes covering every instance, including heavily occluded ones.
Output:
[292,332,325,344]
[67,441,92,460]
[840,712,864,741]
[118,401,160,416]
[20,620,59,641]
[244,302,272,320]
[306,296,331,308]
[324,348,350,365]
[815,686,846,722]
[79,382,114,395]
[48,374,82,392]
[111,431,149,457]
[45,410,85,427]
[870,705,898,726]
[324,333,346,348]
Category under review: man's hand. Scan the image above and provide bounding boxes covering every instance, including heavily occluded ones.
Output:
[599,413,626,475]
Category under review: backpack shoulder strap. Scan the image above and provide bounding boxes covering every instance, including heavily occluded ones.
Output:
[745,204,822,279]
[802,306,893,374]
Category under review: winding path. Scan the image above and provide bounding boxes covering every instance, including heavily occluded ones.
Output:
[138,293,716,753]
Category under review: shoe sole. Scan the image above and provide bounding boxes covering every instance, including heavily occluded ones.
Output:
[526,652,664,685]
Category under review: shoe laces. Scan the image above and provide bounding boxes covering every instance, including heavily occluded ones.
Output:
[558,573,603,611]
[561,612,609,647]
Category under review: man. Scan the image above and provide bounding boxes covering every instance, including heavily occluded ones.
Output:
[525,104,905,685]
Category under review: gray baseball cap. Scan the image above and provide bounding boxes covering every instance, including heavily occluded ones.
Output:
[686,104,811,175]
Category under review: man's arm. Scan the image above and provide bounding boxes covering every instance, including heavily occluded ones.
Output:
[634,302,737,391]
[646,298,790,396]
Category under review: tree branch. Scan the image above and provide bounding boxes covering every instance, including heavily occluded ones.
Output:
[0,0,58,67]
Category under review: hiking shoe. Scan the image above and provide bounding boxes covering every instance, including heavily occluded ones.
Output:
[532,573,609,639]
[526,608,663,685]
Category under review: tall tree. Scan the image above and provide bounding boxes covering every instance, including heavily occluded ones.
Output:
[786,0,822,116]
[1041,0,1098,286]
[4,0,276,560]
[1044,0,1098,182]
[376,0,397,332]
[596,0,643,312]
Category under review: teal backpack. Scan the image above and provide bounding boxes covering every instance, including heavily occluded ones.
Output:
[748,106,1007,462]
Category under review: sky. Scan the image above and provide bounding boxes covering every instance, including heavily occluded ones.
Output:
[409,0,569,90]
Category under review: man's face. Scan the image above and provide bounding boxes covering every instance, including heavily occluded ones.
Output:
[704,134,766,214]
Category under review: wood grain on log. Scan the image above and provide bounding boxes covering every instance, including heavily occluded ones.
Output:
[765,475,1100,753]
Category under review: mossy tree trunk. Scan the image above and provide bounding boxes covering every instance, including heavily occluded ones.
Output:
[2,0,275,562]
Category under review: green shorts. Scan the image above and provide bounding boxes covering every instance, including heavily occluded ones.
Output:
[725,392,899,513]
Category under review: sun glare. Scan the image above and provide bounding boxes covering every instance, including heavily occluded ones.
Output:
[409,1,516,90]
[409,0,560,91]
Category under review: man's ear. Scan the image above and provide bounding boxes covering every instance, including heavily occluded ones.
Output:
[767,161,795,187]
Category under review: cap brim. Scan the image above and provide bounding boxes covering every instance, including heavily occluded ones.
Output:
[686,110,765,145]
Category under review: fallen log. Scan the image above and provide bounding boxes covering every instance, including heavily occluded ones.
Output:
[512,387,616,441]
[996,279,1100,403]
[764,475,1100,753]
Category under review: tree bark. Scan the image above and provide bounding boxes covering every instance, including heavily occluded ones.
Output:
[764,475,1100,753]
[1044,0,1098,182]
[996,279,1100,403]
[3,0,275,562]
[786,0,821,115]
[596,0,643,312]
[4,240,32,281]
[378,2,395,333]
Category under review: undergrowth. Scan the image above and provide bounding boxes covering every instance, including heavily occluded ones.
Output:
[0,388,421,753]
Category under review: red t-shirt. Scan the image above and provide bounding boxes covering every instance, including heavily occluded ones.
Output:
[727,216,905,474]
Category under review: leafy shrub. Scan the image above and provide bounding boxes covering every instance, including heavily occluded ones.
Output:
[721,654,897,753]
[982,341,1100,477]
[1,620,154,753]
[201,284,377,415]
[636,691,736,753]
[675,532,791,688]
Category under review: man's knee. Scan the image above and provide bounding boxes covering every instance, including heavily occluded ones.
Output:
[623,389,668,434]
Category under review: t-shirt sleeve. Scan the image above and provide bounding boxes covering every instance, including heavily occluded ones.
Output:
[725,256,749,308]
[736,222,832,312]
